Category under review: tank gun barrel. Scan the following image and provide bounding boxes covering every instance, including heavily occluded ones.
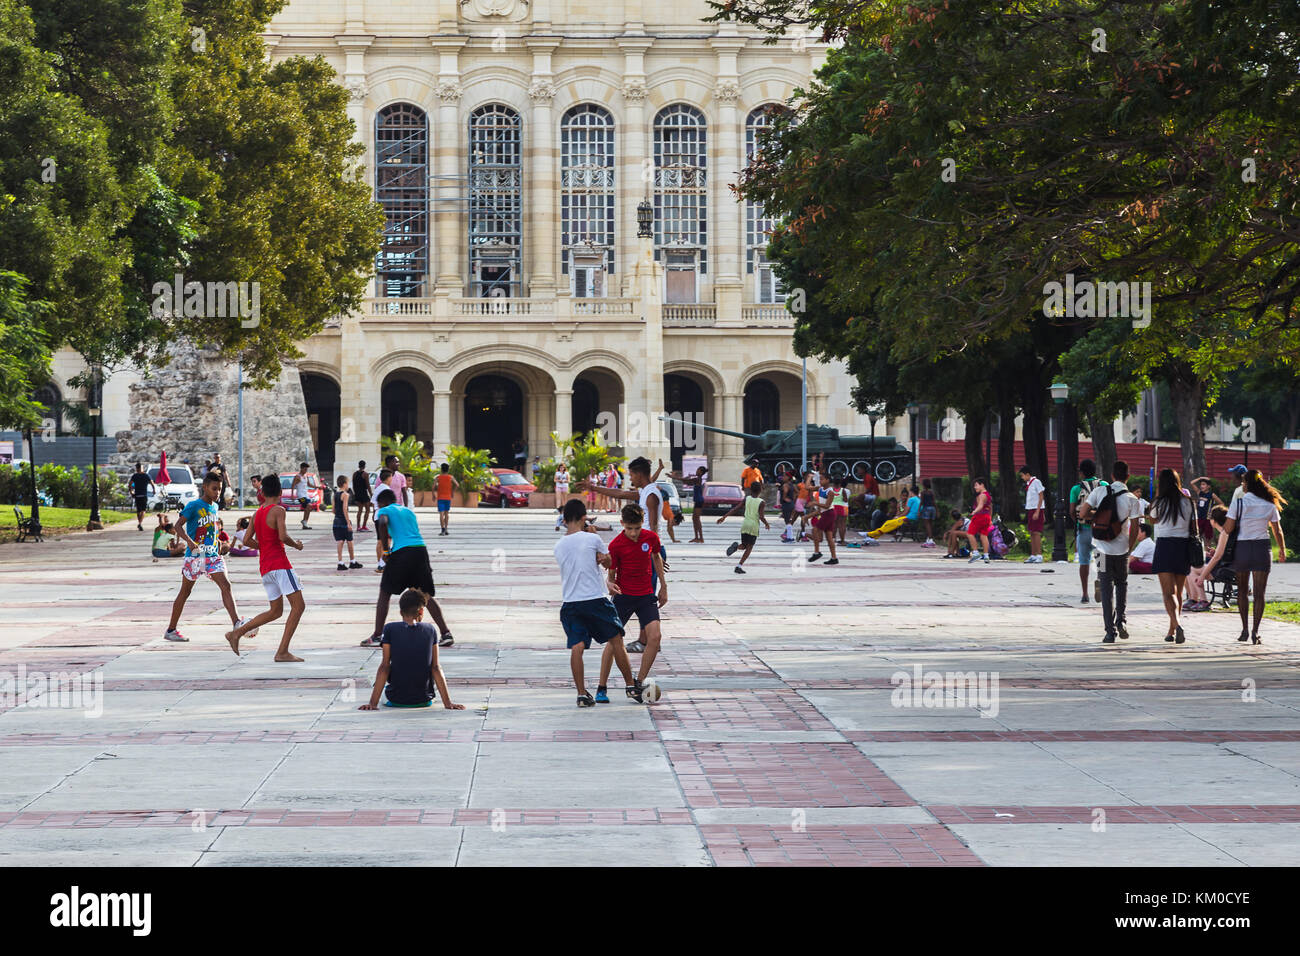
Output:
[656,415,762,443]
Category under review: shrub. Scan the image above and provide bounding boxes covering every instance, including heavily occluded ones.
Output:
[445,445,495,497]
[532,460,557,493]
[1271,462,1300,559]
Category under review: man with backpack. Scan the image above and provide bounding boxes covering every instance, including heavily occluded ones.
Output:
[1078,460,1144,643]
[1069,459,1104,604]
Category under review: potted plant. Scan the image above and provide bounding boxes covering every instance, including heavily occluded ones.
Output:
[381,433,433,504]
[445,445,495,507]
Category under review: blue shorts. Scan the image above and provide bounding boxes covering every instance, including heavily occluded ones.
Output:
[1075,525,1093,561]
[437,499,451,513]
[920,506,937,520]
[560,597,625,649]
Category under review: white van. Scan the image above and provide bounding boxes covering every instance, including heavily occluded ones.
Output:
[148,465,200,511]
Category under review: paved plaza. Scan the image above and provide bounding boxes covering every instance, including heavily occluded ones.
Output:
[2,511,1300,867]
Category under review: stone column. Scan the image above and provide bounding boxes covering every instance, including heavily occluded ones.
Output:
[711,34,746,327]
[432,388,452,460]
[715,390,746,480]
[527,41,560,296]
[336,35,373,153]
[334,313,380,470]
[554,389,573,445]
[618,38,653,297]
[431,38,466,296]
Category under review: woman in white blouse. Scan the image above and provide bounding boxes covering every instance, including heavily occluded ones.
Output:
[1147,469,1197,644]
[1199,469,1287,644]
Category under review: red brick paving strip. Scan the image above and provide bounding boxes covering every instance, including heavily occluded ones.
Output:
[666,741,916,808]
[701,824,985,866]
[929,805,1300,824]
[651,689,838,732]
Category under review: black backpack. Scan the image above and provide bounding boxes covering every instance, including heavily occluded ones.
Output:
[1091,484,1130,542]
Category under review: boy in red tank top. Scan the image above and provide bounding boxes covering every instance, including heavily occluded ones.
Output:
[226,474,306,661]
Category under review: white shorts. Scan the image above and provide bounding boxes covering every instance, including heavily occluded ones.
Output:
[262,568,303,601]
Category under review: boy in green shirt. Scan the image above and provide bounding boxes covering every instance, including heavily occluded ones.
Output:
[719,481,771,574]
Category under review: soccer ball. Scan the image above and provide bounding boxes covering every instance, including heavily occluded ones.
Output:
[642,678,662,703]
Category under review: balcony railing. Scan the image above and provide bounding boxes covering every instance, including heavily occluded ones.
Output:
[662,304,717,326]
[366,297,638,321]
[742,305,794,327]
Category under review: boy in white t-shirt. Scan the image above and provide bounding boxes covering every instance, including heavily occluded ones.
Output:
[553,498,638,706]
[1078,460,1145,643]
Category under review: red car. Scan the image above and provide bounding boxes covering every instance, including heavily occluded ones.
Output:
[478,468,535,508]
[280,472,324,512]
[698,481,745,515]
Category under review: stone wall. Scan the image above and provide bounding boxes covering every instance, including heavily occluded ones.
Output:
[108,341,316,486]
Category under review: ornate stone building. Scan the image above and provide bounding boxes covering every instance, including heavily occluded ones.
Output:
[50,0,883,484]
[277,0,873,481]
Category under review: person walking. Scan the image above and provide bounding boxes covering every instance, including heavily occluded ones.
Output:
[1148,468,1196,644]
[1019,465,1046,563]
[352,461,373,532]
[333,474,362,570]
[1200,469,1287,644]
[384,454,409,509]
[966,478,994,563]
[129,463,155,530]
[919,479,937,547]
[1078,460,1144,643]
[435,463,458,536]
[1069,459,1103,603]
[554,462,570,511]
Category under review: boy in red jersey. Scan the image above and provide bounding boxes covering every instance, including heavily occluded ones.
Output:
[226,473,306,661]
[598,503,667,703]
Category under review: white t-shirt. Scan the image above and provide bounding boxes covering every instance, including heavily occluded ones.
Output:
[373,481,391,504]
[1131,537,1155,563]
[1148,494,1195,539]
[1231,492,1281,541]
[637,482,661,522]
[1085,481,1145,556]
[1023,477,1045,511]
[553,531,609,603]
[1231,485,1245,502]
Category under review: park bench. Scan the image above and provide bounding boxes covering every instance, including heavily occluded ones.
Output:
[13,505,43,543]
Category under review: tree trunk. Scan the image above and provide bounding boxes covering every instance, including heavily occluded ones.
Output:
[1167,368,1207,479]
[997,398,1017,517]
[1086,405,1117,481]
[962,409,988,481]
[1020,384,1050,518]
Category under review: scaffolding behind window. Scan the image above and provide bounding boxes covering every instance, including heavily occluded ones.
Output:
[469,104,523,297]
[561,105,615,280]
[375,103,429,298]
[653,105,707,273]
[746,105,790,293]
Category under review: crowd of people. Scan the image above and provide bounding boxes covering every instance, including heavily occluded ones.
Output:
[135,441,1292,711]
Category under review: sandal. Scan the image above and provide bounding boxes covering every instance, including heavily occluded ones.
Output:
[577,693,595,707]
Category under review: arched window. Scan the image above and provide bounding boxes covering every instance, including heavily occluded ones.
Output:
[653,105,707,274]
[746,105,789,304]
[469,104,523,298]
[33,383,63,436]
[561,105,615,297]
[374,103,428,299]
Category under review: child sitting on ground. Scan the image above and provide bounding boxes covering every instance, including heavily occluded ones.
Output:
[228,517,258,557]
[942,509,969,557]
[151,515,185,560]
[358,588,463,710]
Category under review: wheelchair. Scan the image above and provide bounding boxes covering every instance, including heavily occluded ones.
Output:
[1203,564,1239,609]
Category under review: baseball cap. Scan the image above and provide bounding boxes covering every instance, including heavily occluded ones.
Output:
[1228,464,1248,476]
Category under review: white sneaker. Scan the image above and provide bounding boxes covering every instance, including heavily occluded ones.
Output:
[236,616,259,639]
[968,552,983,563]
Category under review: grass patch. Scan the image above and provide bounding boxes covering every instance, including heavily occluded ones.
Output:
[0,506,132,543]
[1263,602,1300,625]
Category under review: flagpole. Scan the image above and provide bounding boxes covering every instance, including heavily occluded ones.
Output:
[237,362,244,509]
[801,358,808,472]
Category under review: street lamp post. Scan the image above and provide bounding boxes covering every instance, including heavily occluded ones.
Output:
[1050,382,1070,563]
[87,365,103,531]
[23,426,41,539]
[906,401,921,485]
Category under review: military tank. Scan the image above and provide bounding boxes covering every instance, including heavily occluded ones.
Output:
[665,418,915,483]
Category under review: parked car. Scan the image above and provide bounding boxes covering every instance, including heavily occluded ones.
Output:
[280,472,324,512]
[478,468,535,507]
[698,481,745,515]
[148,465,199,511]
[654,479,684,525]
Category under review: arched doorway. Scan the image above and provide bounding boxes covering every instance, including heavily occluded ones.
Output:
[381,370,433,449]
[743,378,781,454]
[572,379,600,436]
[571,367,626,445]
[464,374,523,468]
[300,373,341,475]
[664,373,705,471]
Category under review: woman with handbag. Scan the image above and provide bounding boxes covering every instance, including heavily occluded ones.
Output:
[1148,469,1198,644]
[1200,469,1287,644]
